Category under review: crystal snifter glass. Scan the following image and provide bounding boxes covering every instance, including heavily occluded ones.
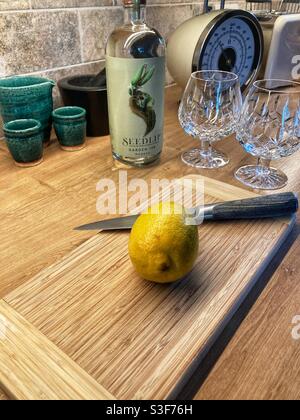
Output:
[178,70,242,169]
[235,79,300,189]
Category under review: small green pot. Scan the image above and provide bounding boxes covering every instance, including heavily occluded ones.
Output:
[52,106,87,151]
[0,76,55,145]
[4,119,44,167]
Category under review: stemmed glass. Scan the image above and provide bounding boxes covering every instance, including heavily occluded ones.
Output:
[235,79,300,189]
[178,70,242,169]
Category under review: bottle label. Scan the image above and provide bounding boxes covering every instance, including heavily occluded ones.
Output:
[106,56,165,160]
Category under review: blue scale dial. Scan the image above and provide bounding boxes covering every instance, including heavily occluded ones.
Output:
[200,17,257,88]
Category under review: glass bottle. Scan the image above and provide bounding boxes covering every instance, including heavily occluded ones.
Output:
[106,0,166,166]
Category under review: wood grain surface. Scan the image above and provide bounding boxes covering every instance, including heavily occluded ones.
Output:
[0,86,300,399]
[195,230,300,400]
[0,301,114,400]
[3,177,294,400]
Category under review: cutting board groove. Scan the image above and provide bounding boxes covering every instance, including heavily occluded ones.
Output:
[1,176,295,400]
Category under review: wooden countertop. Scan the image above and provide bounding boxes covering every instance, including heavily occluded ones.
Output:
[196,233,300,400]
[0,85,299,400]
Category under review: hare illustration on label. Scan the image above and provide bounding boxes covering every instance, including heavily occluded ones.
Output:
[129,64,156,136]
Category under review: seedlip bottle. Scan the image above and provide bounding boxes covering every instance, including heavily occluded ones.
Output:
[106,0,166,166]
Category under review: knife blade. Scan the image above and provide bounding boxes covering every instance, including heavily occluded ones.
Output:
[75,214,140,231]
[75,192,298,231]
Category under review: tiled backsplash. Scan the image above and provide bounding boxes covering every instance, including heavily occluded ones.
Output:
[0,0,245,104]
[0,0,246,140]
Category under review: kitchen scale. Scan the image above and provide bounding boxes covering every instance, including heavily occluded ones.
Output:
[260,12,300,81]
[167,0,300,91]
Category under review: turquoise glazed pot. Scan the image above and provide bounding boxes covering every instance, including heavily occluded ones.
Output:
[52,106,87,151]
[4,119,44,167]
[0,76,55,145]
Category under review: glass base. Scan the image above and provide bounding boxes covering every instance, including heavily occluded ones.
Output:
[181,148,229,169]
[235,165,288,190]
[113,151,161,167]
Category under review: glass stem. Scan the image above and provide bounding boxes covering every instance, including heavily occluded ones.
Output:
[200,140,212,156]
[257,157,271,175]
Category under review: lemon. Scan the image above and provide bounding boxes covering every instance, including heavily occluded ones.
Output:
[128,202,199,283]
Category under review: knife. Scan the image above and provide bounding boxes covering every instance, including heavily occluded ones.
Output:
[75,192,298,231]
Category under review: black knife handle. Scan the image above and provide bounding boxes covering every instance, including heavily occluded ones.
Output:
[212,192,298,220]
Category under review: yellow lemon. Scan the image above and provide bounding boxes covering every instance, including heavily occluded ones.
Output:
[128,202,199,283]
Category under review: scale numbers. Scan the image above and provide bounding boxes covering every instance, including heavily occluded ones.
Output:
[199,17,256,88]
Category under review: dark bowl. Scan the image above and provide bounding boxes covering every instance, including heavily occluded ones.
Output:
[58,75,109,138]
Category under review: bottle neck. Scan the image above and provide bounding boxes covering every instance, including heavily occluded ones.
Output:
[124,5,146,26]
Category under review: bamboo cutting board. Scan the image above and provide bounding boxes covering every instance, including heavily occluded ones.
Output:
[0,176,295,400]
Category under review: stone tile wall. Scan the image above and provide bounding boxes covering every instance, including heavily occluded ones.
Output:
[0,1,245,91]
[0,0,245,135]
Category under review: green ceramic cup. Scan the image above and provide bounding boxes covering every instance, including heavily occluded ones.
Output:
[52,106,87,151]
[0,76,55,145]
[3,119,44,167]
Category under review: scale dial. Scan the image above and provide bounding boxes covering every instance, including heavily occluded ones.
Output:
[193,11,263,91]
